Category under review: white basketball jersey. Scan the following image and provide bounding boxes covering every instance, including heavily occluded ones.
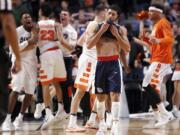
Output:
[38,19,58,53]
[11,26,37,64]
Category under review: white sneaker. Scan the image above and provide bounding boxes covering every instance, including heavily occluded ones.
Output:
[34,103,45,119]
[143,113,160,129]
[85,119,99,129]
[110,121,120,135]
[172,110,180,119]
[66,124,86,132]
[13,117,23,130]
[54,110,69,123]
[41,113,55,130]
[155,112,174,128]
[106,113,112,129]
[1,119,14,132]
[96,121,107,135]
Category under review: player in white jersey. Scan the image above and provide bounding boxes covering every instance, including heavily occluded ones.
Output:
[1,12,38,131]
[66,4,106,132]
[37,3,68,130]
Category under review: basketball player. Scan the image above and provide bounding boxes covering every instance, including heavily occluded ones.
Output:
[141,4,174,127]
[0,0,21,125]
[66,4,106,132]
[87,4,130,134]
[1,12,38,131]
[37,2,67,130]
[172,26,180,118]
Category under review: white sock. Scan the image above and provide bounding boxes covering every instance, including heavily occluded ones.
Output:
[97,101,105,120]
[111,102,119,121]
[89,112,97,122]
[18,113,24,120]
[45,108,51,116]
[68,115,77,127]
[58,103,64,112]
[158,102,169,114]
[173,105,178,111]
[5,114,11,121]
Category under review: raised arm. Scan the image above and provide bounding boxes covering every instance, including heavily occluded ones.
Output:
[87,22,110,49]
[110,25,131,52]
[56,23,77,51]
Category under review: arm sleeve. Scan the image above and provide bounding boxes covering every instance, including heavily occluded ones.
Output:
[159,21,174,45]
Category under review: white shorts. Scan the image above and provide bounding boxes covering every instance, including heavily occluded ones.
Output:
[74,54,96,91]
[172,68,180,81]
[39,49,67,85]
[142,62,172,92]
[11,60,37,95]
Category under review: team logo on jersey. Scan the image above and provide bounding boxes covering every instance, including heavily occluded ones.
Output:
[97,87,103,93]
[63,33,68,39]
[20,37,29,43]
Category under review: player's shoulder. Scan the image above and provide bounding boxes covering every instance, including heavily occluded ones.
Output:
[119,25,127,35]
[16,25,24,32]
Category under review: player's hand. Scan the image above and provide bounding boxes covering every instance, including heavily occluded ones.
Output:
[124,66,131,74]
[149,36,160,44]
[28,23,39,45]
[99,23,110,34]
[56,23,64,40]
[110,25,120,38]
[12,58,21,74]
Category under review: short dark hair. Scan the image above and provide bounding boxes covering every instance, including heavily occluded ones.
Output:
[40,2,52,17]
[108,4,120,16]
[20,11,31,19]
[95,4,106,14]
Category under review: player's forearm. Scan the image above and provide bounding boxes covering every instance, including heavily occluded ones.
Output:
[159,36,174,45]
[133,37,150,49]
[61,38,74,51]
[120,50,128,68]
[3,14,20,60]
[87,30,103,49]
[117,35,131,52]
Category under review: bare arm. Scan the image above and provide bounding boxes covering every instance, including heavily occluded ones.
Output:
[2,13,20,60]
[1,13,21,73]
[21,23,39,52]
[87,23,110,49]
[110,25,131,52]
[119,50,131,74]
[56,23,76,51]
[133,37,150,49]
[77,31,86,45]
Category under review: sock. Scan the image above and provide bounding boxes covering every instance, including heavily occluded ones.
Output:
[5,114,11,121]
[58,102,64,112]
[18,113,24,120]
[158,102,169,114]
[97,101,105,120]
[68,114,77,127]
[45,107,51,116]
[89,111,97,122]
[111,102,119,121]
[173,105,178,111]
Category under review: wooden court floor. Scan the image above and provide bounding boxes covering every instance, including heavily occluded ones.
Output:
[0,113,180,135]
